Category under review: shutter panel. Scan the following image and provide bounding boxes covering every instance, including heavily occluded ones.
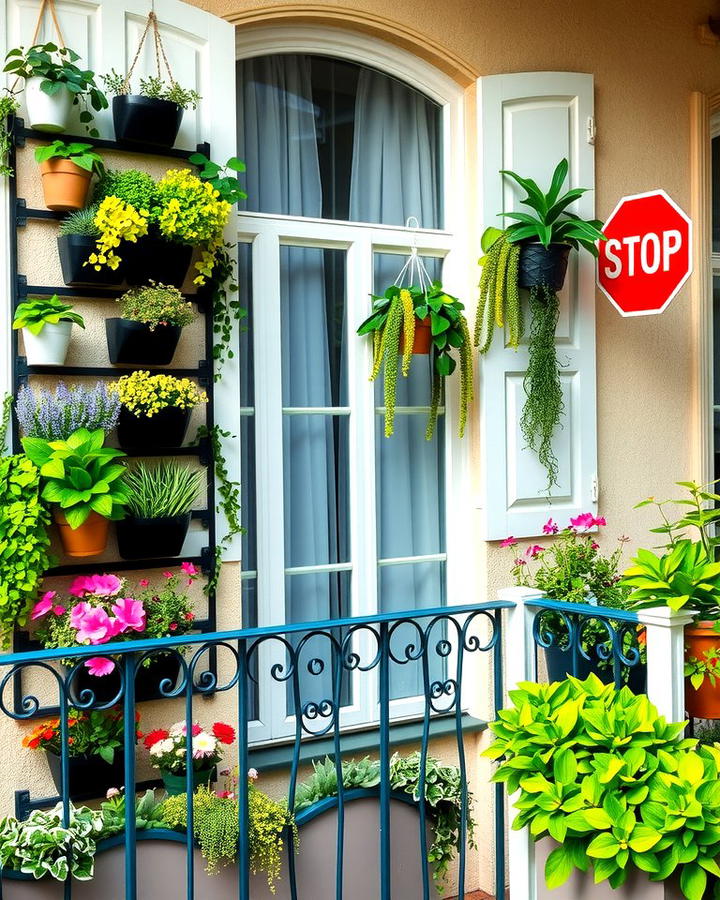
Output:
[478,72,598,540]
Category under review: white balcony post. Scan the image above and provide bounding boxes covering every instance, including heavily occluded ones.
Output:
[500,586,544,900]
[637,606,695,722]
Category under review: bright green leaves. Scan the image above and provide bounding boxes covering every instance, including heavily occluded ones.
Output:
[12,295,85,335]
[34,139,104,174]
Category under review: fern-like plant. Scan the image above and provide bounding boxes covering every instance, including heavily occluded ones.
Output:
[357,281,473,440]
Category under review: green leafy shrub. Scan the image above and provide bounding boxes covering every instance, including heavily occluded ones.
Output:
[12,295,85,335]
[123,460,202,519]
[93,168,156,210]
[485,674,720,899]
[98,789,166,840]
[0,454,52,647]
[35,140,104,175]
[117,282,196,330]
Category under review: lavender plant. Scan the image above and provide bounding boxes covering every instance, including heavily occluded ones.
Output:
[16,382,120,441]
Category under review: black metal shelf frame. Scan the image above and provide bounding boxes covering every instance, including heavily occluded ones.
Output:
[7,116,220,718]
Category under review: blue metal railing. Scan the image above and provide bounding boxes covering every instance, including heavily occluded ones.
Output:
[0,600,512,900]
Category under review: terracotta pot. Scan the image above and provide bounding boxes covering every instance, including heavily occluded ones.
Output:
[40,159,92,212]
[53,510,109,558]
[685,622,720,718]
[399,316,432,355]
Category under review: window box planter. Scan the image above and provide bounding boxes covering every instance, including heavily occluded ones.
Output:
[24,76,72,133]
[518,242,571,291]
[121,238,193,288]
[116,406,191,450]
[54,510,109,558]
[70,654,182,706]
[112,95,184,149]
[116,513,191,560]
[21,321,72,366]
[105,318,181,366]
[45,750,124,799]
[161,766,215,797]
[57,235,125,288]
[39,159,92,212]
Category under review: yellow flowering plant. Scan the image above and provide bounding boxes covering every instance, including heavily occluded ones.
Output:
[110,371,207,419]
[87,196,148,271]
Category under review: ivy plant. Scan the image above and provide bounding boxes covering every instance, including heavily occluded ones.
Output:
[485,674,720,899]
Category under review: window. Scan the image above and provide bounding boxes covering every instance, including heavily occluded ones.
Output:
[236,49,467,740]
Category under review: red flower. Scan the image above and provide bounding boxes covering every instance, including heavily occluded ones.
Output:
[143,728,170,750]
[212,722,236,745]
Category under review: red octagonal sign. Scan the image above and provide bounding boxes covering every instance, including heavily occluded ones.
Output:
[597,190,692,317]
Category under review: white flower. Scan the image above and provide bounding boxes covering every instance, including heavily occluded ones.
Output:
[248,768,259,782]
[150,738,174,756]
[169,721,186,737]
[192,732,218,758]
[175,748,185,757]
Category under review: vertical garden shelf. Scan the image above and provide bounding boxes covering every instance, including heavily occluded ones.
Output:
[6,116,219,718]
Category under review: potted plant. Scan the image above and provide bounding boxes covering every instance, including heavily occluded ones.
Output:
[144,719,235,796]
[21,708,128,797]
[485,675,720,900]
[117,461,202,560]
[102,68,200,149]
[476,159,606,490]
[33,567,199,704]
[0,455,52,650]
[35,141,103,211]
[57,206,125,287]
[504,514,644,689]
[12,295,85,366]
[3,43,107,135]
[16,381,120,441]
[106,282,196,365]
[623,482,720,719]
[110,371,208,450]
[21,427,129,557]
[357,281,473,439]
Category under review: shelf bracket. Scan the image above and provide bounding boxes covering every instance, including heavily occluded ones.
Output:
[13,117,26,149]
[16,274,27,300]
[16,198,27,227]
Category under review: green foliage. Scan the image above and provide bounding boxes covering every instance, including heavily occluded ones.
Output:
[189,152,248,206]
[624,540,720,617]
[57,205,100,236]
[162,785,294,889]
[357,281,473,439]
[22,427,129,529]
[485,675,720,899]
[101,68,201,110]
[475,231,522,353]
[0,454,52,647]
[97,789,166,840]
[22,707,125,765]
[520,284,563,491]
[0,91,20,177]
[685,645,720,691]
[696,720,720,746]
[12,295,85,335]
[117,281,196,330]
[93,168,156,210]
[0,803,102,881]
[123,460,203,519]
[4,43,107,136]
[293,753,475,887]
[34,140,104,175]
[499,158,605,256]
[208,244,246,376]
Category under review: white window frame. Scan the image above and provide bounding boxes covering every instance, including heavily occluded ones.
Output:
[712,114,720,462]
[235,27,475,744]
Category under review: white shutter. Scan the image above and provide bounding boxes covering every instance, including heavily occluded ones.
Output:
[478,72,598,540]
[3,0,241,556]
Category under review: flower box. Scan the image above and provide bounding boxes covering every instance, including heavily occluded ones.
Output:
[106,319,182,366]
[116,513,190,560]
[121,238,193,288]
[116,406,191,450]
[45,751,124,799]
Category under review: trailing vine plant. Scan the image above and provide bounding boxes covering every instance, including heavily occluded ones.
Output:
[0,91,19,178]
[475,230,522,353]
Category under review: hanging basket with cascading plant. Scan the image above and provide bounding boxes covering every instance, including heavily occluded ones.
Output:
[475,159,605,491]
[357,237,473,441]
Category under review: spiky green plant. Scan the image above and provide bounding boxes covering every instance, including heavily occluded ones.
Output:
[475,231,522,353]
[123,461,203,519]
[58,206,100,237]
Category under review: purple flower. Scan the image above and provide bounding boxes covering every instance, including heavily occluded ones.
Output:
[15,382,120,440]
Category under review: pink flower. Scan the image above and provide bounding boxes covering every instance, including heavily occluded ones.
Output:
[76,608,115,644]
[139,579,149,588]
[248,768,259,782]
[181,562,199,577]
[106,788,121,799]
[513,558,526,567]
[526,545,545,558]
[595,517,607,527]
[169,623,177,631]
[216,790,235,799]
[569,513,606,533]
[500,536,517,548]
[162,571,173,579]
[70,602,93,629]
[184,612,195,622]
[591,541,600,551]
[31,591,57,620]
[69,574,122,598]
[85,657,115,677]
[52,605,66,616]
[542,518,559,535]
[111,597,146,633]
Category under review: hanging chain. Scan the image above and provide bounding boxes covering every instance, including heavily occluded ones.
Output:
[122,9,177,93]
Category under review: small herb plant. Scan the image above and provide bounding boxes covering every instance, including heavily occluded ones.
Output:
[358,281,473,439]
[0,91,20,177]
[22,707,127,765]
[35,140,104,175]
[102,68,201,110]
[57,205,100,236]
[123,460,202,519]
[110,370,207,418]
[22,427,129,529]
[117,282,196,330]
[12,295,85,335]
[189,152,248,206]
[485,675,720,899]
[0,454,52,648]
[16,381,120,440]
[3,43,108,136]
[97,788,166,840]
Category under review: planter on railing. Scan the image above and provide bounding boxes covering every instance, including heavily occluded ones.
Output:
[58,235,125,288]
[69,654,182,706]
[45,750,124,799]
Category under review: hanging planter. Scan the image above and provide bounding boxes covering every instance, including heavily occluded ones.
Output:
[100,12,200,149]
[106,282,195,365]
[122,238,193,288]
[24,75,72,132]
[400,315,432,355]
[46,750,125,798]
[58,234,125,287]
[13,295,84,366]
[35,141,104,211]
[117,513,191,560]
[517,242,571,291]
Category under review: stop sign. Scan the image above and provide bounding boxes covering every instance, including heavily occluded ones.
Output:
[597,190,692,316]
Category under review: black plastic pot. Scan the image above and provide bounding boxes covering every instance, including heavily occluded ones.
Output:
[122,238,193,288]
[69,655,182,707]
[57,234,125,287]
[116,405,191,450]
[46,750,125,798]
[112,94,184,149]
[544,644,647,694]
[106,318,182,366]
[117,513,191,560]
[518,242,571,291]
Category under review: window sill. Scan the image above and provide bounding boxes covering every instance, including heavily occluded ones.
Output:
[248,714,487,773]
